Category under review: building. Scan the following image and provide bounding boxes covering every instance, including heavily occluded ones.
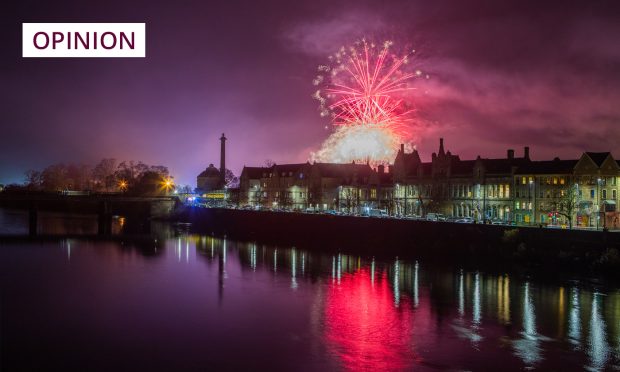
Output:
[238,138,620,229]
[239,161,392,212]
[196,133,230,204]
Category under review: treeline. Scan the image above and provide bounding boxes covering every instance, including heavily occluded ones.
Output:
[16,159,173,195]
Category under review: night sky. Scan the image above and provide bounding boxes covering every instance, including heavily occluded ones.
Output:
[2,0,620,186]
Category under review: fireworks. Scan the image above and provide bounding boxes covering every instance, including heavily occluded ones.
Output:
[311,39,424,166]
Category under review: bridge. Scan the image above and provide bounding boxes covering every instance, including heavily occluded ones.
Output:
[0,192,177,235]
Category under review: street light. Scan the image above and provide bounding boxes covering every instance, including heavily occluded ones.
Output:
[529,179,534,225]
[161,177,175,194]
[597,178,602,230]
[118,179,128,192]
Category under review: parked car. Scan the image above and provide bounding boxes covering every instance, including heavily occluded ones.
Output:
[362,208,389,218]
[426,213,446,221]
[456,217,474,223]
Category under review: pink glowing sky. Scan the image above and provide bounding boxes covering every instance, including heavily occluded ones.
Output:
[2,0,620,186]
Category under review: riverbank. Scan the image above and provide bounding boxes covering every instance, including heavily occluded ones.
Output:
[182,207,620,279]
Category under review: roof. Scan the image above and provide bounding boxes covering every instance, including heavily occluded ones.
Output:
[450,159,475,176]
[313,163,373,178]
[515,159,578,175]
[273,163,307,175]
[585,152,610,167]
[198,164,221,178]
[240,166,267,179]
[420,163,432,176]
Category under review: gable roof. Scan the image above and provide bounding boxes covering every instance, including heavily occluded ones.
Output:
[240,166,267,179]
[585,152,611,167]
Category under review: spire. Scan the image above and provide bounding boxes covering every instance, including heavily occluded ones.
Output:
[439,138,445,157]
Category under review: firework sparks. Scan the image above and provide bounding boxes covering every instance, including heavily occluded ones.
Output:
[311,39,424,166]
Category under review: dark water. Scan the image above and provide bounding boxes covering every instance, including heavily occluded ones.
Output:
[1,210,619,371]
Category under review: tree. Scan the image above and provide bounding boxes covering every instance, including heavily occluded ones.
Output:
[41,163,68,191]
[24,169,42,190]
[92,158,117,191]
[264,159,275,167]
[546,184,579,229]
[129,171,170,196]
[340,187,358,213]
[253,186,267,206]
[224,169,239,188]
[277,190,293,209]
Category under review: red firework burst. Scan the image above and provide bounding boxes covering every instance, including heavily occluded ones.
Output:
[314,39,422,138]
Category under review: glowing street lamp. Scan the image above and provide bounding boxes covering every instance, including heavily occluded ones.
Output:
[161,177,175,194]
[118,180,128,192]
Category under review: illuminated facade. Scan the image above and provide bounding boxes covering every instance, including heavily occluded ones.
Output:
[239,162,392,212]
[239,138,620,227]
[393,139,620,228]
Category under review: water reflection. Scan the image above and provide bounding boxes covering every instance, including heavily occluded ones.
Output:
[587,293,609,371]
[3,233,620,371]
[513,282,543,367]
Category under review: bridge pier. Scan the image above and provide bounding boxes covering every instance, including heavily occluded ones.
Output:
[28,202,37,236]
[98,201,112,235]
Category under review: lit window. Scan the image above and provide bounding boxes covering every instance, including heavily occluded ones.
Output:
[553,177,558,185]
[522,177,526,185]
[560,177,565,185]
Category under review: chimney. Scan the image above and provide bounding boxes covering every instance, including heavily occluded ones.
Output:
[524,146,530,160]
[378,164,385,174]
[507,149,514,159]
[400,143,405,153]
[220,133,227,186]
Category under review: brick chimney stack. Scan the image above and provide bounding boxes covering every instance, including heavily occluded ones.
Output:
[220,133,227,187]
[524,146,530,160]
[507,149,514,159]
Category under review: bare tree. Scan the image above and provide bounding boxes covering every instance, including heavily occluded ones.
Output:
[277,190,293,209]
[24,169,42,190]
[546,184,579,229]
[224,169,239,188]
[93,158,117,191]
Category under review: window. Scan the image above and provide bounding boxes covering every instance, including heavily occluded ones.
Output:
[300,192,304,198]
[553,177,558,185]
[522,177,526,185]
[560,177,565,185]
[603,189,607,199]
[370,189,377,199]
[590,189,595,199]
[505,185,510,198]
[614,190,617,200]
[529,177,533,184]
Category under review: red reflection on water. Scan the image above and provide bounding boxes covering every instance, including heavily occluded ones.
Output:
[324,267,423,371]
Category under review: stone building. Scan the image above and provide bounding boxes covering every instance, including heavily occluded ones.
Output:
[239,162,392,212]
[238,138,620,228]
